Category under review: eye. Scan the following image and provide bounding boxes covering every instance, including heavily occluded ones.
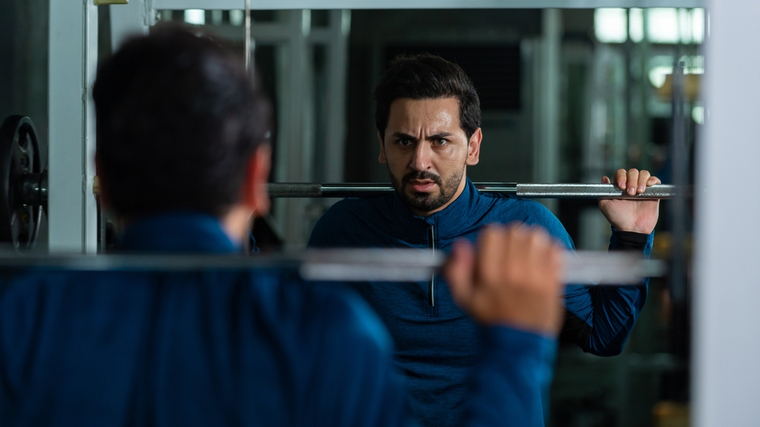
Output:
[434,138,448,146]
[397,138,413,147]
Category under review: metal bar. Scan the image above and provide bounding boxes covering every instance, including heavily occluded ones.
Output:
[152,0,705,11]
[0,249,665,285]
[48,0,99,253]
[670,60,688,306]
[534,9,562,214]
[515,183,681,199]
[244,0,251,71]
[267,182,683,199]
[28,181,684,209]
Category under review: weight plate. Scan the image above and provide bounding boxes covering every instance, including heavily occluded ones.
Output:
[0,115,43,252]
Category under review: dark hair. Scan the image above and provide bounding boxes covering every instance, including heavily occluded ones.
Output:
[93,26,271,219]
[374,54,481,139]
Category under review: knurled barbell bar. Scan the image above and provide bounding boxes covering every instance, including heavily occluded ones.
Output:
[266,182,681,199]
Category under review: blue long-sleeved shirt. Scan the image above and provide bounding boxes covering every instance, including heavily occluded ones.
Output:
[0,212,557,426]
[309,179,651,427]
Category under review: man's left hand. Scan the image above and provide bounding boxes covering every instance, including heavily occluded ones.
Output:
[599,168,661,234]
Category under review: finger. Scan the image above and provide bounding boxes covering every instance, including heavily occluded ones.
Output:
[545,244,563,288]
[601,175,611,184]
[444,240,476,308]
[614,169,627,190]
[626,168,639,196]
[527,228,556,278]
[476,226,508,288]
[647,175,662,185]
[637,170,651,194]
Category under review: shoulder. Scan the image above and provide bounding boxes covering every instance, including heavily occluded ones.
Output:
[316,197,381,223]
[484,195,574,249]
[309,196,391,248]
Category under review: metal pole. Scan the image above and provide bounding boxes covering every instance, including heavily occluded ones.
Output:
[265,182,683,199]
[48,0,99,253]
[0,249,665,286]
[670,60,688,306]
[244,0,251,71]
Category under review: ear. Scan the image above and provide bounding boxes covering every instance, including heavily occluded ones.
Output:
[466,128,482,166]
[378,132,387,164]
[240,144,272,217]
[94,151,110,209]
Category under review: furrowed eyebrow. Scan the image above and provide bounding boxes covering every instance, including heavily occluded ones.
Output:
[391,132,416,140]
[427,132,453,140]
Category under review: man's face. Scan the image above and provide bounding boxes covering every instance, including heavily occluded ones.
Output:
[379,97,481,217]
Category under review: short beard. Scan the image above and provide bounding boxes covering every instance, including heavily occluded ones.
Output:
[389,165,465,214]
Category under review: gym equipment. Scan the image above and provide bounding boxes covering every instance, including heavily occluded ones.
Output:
[267,182,680,199]
[0,115,44,253]
[0,249,665,284]
[0,114,683,251]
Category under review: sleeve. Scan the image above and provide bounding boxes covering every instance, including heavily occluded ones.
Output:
[305,291,411,427]
[560,228,652,356]
[459,327,557,427]
[309,290,558,427]
[516,202,650,356]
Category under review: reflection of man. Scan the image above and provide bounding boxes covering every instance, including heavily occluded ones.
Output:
[309,54,661,427]
[2,29,564,426]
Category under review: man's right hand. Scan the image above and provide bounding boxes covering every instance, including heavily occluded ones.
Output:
[445,224,563,336]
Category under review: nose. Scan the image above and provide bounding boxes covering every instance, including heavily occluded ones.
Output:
[410,141,432,171]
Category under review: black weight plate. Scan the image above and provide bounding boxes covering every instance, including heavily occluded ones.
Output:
[0,115,42,252]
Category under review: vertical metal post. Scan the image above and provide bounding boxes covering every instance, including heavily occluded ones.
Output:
[670,60,687,307]
[48,0,99,253]
[624,9,635,167]
[273,9,312,248]
[534,9,561,213]
[694,3,760,426]
[323,9,350,183]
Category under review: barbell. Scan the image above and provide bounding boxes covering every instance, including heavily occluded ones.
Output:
[0,115,684,252]
[0,249,664,284]
[267,182,680,199]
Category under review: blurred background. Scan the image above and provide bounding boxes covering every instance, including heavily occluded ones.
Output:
[1,4,700,426]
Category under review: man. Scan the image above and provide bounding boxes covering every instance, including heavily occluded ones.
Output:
[1,28,564,426]
[309,54,661,427]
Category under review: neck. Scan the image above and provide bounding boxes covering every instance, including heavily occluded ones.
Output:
[221,205,254,244]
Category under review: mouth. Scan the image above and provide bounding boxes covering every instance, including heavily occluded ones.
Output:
[408,179,436,193]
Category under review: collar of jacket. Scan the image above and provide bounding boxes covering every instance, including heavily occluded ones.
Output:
[118,211,241,254]
[385,178,491,241]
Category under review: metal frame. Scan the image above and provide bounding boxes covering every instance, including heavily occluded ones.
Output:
[533,9,562,214]
[44,0,760,423]
[152,0,704,9]
[49,0,706,250]
[48,0,98,253]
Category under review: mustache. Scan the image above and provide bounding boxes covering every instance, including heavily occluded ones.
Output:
[402,171,443,187]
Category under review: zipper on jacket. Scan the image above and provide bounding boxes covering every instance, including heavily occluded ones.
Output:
[427,225,436,307]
